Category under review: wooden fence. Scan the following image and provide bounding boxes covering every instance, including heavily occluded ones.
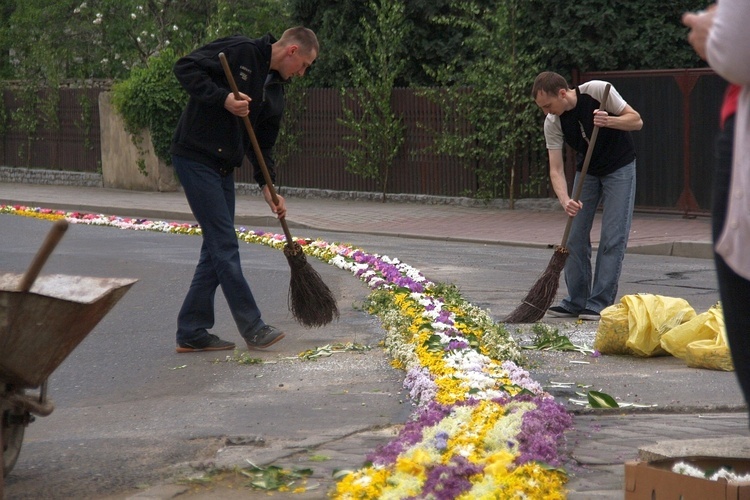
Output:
[575,68,725,214]
[0,68,728,214]
[1,86,102,173]
[275,88,487,197]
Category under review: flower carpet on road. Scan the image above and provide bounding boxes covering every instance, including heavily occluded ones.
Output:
[2,205,572,499]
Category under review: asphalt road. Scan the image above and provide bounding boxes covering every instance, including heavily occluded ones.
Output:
[2,215,409,498]
[1,213,737,499]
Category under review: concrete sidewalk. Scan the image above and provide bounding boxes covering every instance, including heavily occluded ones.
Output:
[0,182,713,258]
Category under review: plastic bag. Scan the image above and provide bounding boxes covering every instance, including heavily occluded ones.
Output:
[661,304,724,360]
[594,303,634,355]
[669,304,734,371]
[594,294,695,357]
[623,294,696,357]
[685,334,734,371]
[594,295,733,371]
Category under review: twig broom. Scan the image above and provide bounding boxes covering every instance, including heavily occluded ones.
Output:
[219,52,339,327]
[505,84,610,323]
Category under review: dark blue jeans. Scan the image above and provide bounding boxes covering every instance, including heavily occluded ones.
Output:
[172,155,265,345]
[711,116,750,415]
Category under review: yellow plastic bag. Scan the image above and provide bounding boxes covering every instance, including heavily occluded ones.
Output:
[681,304,734,371]
[594,303,634,355]
[661,304,724,360]
[622,294,696,357]
[686,335,734,371]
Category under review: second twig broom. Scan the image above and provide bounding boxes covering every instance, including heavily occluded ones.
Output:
[505,84,611,324]
[219,52,339,327]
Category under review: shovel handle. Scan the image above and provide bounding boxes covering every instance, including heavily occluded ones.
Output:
[19,219,68,292]
[218,52,295,246]
[560,83,611,248]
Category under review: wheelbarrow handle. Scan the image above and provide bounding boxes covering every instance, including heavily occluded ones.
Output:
[18,219,69,292]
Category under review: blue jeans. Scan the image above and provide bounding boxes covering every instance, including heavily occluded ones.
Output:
[559,160,636,314]
[172,155,265,345]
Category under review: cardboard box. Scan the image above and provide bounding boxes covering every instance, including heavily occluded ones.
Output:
[625,457,750,499]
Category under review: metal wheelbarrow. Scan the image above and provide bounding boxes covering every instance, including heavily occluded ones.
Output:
[0,220,137,492]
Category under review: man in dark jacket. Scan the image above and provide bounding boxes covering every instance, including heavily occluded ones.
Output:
[170,27,318,353]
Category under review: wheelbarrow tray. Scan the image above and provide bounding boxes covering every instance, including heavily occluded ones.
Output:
[0,273,137,389]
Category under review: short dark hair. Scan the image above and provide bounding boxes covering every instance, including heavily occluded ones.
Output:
[531,71,569,99]
[279,27,319,56]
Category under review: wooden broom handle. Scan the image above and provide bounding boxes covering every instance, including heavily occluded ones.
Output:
[218,52,295,245]
[19,219,68,292]
[559,83,611,247]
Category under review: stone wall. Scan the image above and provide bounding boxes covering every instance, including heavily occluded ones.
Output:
[98,92,179,192]
[0,166,102,187]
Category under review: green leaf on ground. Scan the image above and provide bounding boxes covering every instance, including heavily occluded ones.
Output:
[298,342,372,361]
[241,464,313,491]
[587,390,620,408]
[523,324,594,354]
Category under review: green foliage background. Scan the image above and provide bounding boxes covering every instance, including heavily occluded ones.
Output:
[292,0,708,88]
[110,48,186,164]
[423,0,548,201]
[0,0,710,195]
[512,0,708,75]
[338,0,407,200]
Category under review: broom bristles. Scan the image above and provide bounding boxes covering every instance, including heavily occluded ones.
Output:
[504,248,568,324]
[284,242,339,327]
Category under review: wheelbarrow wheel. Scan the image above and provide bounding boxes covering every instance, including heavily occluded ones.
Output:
[2,405,26,475]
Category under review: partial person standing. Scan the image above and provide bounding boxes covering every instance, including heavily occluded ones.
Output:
[170,27,318,353]
[683,2,750,418]
[531,72,643,321]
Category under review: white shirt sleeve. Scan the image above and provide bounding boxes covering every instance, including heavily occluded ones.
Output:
[544,114,564,150]
[578,80,628,115]
[707,0,750,85]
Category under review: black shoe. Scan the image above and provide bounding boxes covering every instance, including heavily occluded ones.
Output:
[176,334,236,353]
[579,309,601,321]
[246,325,285,350]
[547,306,578,318]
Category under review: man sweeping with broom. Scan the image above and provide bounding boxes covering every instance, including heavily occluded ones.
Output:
[531,72,643,322]
[170,27,320,353]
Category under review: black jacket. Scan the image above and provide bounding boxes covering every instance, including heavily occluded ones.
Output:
[170,34,284,185]
[559,86,636,177]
